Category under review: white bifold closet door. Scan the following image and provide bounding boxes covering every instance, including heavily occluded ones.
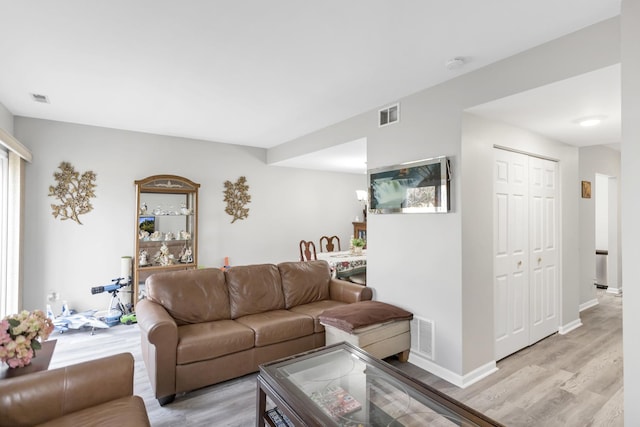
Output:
[494,148,559,361]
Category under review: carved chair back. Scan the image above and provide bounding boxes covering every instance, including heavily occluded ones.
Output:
[299,240,317,261]
[319,235,341,252]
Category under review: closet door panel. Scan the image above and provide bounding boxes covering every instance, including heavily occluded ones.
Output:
[529,157,559,343]
[494,149,530,360]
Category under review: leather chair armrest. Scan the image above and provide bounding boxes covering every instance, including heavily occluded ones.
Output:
[136,298,178,343]
[329,278,373,303]
[0,353,135,427]
[136,298,178,402]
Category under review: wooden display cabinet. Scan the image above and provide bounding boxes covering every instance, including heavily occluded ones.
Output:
[353,221,367,241]
[133,175,199,307]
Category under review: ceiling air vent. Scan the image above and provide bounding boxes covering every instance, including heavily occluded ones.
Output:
[31,93,50,103]
[379,103,399,127]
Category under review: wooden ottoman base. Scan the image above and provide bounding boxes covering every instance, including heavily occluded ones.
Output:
[321,319,411,362]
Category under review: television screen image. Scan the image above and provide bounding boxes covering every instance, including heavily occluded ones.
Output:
[139,216,155,233]
[368,156,450,214]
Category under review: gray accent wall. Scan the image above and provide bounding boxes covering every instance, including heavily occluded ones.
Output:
[14,117,365,313]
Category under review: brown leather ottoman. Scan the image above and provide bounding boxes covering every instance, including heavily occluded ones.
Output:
[319,300,413,362]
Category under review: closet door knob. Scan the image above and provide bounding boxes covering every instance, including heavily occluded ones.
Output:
[517,261,522,268]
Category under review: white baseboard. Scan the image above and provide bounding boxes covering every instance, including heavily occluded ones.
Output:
[606,287,622,295]
[559,318,583,335]
[408,352,498,389]
[579,298,598,312]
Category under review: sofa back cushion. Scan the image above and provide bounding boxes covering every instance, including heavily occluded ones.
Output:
[146,268,230,325]
[279,260,331,309]
[226,264,285,318]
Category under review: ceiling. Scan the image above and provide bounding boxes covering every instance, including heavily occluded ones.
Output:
[467,64,621,151]
[0,1,621,173]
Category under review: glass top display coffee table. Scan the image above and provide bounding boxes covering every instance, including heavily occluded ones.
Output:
[257,342,504,426]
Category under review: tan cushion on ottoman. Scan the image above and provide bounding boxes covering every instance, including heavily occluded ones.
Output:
[319,300,413,332]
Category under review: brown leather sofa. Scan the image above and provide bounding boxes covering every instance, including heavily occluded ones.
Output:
[136,260,372,405]
[0,352,150,427]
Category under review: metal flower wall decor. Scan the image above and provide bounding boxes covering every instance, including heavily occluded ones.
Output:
[48,161,97,225]
[223,176,250,223]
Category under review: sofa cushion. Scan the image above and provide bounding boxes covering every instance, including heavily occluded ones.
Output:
[235,310,314,347]
[176,320,255,365]
[278,260,331,309]
[227,264,285,318]
[289,300,348,333]
[37,396,150,427]
[146,268,230,326]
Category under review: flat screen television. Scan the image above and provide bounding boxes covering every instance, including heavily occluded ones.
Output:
[368,156,450,214]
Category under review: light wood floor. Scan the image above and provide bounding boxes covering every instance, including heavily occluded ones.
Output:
[48,290,622,426]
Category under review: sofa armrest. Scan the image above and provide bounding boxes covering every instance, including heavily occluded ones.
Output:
[0,353,135,427]
[136,298,178,401]
[329,278,372,303]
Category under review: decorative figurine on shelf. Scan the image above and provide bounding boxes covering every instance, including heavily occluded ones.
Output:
[139,249,149,266]
[153,242,172,266]
[139,202,148,215]
[181,246,193,263]
[180,230,191,240]
[139,230,149,240]
[180,203,192,215]
[165,231,175,241]
[150,231,162,241]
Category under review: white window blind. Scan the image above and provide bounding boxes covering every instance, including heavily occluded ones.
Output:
[0,149,8,317]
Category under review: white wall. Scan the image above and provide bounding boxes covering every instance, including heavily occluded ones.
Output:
[578,146,621,305]
[622,0,640,422]
[595,174,609,250]
[0,102,13,134]
[461,113,580,370]
[271,17,619,384]
[14,117,366,313]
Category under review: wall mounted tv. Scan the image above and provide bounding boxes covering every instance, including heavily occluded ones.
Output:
[368,156,451,214]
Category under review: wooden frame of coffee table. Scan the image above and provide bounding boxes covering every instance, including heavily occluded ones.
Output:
[256,342,503,427]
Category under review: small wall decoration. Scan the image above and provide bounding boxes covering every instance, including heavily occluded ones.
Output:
[581,180,592,199]
[223,176,251,223]
[48,161,97,225]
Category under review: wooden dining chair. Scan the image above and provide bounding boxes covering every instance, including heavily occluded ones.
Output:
[299,240,317,261]
[319,235,341,252]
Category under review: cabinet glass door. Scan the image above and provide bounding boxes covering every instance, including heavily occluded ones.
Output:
[133,175,199,306]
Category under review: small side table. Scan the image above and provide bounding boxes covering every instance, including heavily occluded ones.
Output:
[0,339,57,380]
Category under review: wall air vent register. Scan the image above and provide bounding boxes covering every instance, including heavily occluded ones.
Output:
[379,103,399,127]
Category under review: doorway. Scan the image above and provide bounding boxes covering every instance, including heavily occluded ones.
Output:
[595,173,620,294]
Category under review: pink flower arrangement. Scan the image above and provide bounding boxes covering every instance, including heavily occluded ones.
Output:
[0,310,54,368]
